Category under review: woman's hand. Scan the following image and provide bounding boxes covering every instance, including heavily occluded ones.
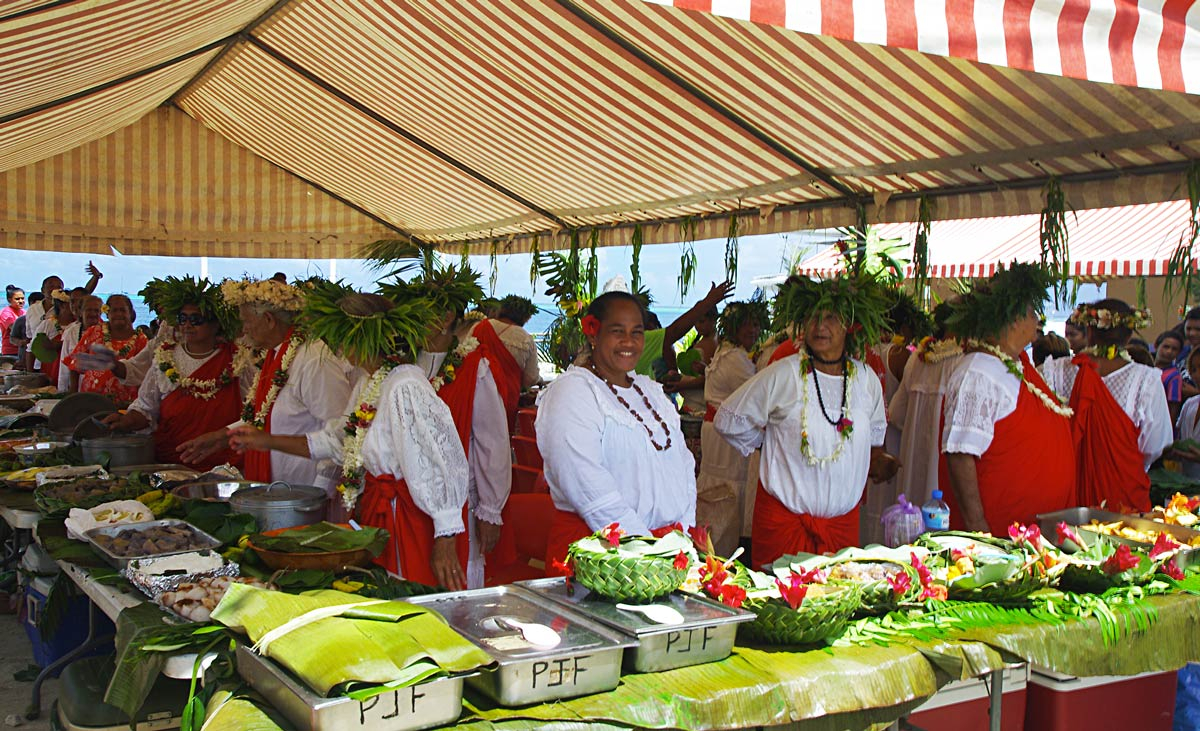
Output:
[178,429,230,463]
[431,536,466,590]
[227,425,270,453]
[868,449,900,483]
[102,410,147,433]
[476,518,502,554]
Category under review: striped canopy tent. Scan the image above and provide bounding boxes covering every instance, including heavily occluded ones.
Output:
[1,0,1199,258]
[794,199,1193,280]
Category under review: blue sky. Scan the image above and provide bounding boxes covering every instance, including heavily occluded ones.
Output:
[1,230,836,308]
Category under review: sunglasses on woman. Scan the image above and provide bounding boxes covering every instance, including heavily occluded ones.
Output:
[176,313,211,326]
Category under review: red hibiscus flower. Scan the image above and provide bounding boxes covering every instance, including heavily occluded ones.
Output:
[1149,532,1181,561]
[719,583,747,609]
[1008,522,1042,550]
[887,570,912,597]
[602,523,624,548]
[581,314,601,337]
[1164,558,1185,581]
[775,574,809,610]
[551,558,574,578]
[1102,544,1140,575]
[673,551,689,570]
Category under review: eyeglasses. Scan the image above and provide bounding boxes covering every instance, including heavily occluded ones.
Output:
[176,313,210,326]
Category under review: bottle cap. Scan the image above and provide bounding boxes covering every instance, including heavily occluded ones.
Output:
[931,489,943,499]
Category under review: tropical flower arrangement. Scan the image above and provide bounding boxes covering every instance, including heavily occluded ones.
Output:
[1150,493,1200,528]
[712,562,862,646]
[917,529,1057,603]
[564,524,696,602]
[914,335,963,364]
[1055,523,1184,592]
[781,546,929,614]
[220,279,307,312]
[797,348,857,466]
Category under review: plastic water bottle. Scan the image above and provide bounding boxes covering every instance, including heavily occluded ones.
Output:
[922,490,951,532]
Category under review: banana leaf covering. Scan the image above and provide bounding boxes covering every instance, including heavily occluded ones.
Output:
[211,583,492,698]
[202,691,285,731]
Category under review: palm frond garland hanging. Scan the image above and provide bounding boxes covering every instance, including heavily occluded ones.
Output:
[359,239,425,280]
[586,228,600,295]
[459,241,470,270]
[678,216,698,299]
[1136,276,1148,311]
[630,223,644,292]
[1039,176,1074,306]
[536,246,595,371]
[1164,162,1200,310]
[855,200,869,274]
[912,196,933,303]
[835,226,908,286]
[488,238,499,296]
[725,214,740,282]
[529,234,541,289]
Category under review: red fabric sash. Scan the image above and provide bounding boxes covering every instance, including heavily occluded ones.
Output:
[1067,355,1150,512]
[360,472,468,584]
[704,403,718,422]
[942,353,1075,535]
[473,320,522,423]
[544,508,681,576]
[751,483,860,567]
[157,343,242,471]
[767,338,798,365]
[242,330,296,482]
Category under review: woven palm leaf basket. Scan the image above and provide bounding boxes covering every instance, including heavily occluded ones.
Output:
[567,526,694,603]
[739,583,862,645]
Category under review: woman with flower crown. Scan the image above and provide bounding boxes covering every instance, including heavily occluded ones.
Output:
[715,274,897,567]
[538,291,697,572]
[1041,298,1171,512]
[941,264,1075,534]
[229,283,472,590]
[102,277,255,471]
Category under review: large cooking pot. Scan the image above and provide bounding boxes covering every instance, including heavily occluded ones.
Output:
[229,481,328,532]
[173,480,266,502]
[3,373,49,390]
[80,434,155,468]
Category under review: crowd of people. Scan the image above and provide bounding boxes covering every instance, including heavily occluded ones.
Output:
[1,258,1198,584]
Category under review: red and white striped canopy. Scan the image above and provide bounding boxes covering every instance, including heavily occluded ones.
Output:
[1,0,1198,257]
[795,199,1195,279]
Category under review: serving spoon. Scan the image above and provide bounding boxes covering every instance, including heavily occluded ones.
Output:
[615,603,686,625]
[494,616,561,648]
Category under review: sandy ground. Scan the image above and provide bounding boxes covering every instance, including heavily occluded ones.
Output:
[0,606,58,731]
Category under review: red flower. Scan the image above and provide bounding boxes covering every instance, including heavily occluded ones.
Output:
[1056,522,1085,548]
[847,322,863,335]
[835,417,854,433]
[719,583,747,609]
[551,558,574,579]
[775,574,809,610]
[921,584,949,601]
[689,525,712,554]
[1164,558,1185,581]
[1188,497,1200,511]
[673,551,689,570]
[581,314,601,337]
[887,570,912,597]
[1149,532,1181,561]
[793,566,827,585]
[602,523,624,548]
[1102,544,1141,575]
[1008,522,1043,550]
[910,552,946,600]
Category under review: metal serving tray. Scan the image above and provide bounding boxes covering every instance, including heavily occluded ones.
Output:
[518,577,753,673]
[83,518,222,570]
[1037,507,1200,567]
[237,646,466,731]
[406,585,635,707]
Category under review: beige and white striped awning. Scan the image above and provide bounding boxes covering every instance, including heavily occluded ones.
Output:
[1,0,1199,258]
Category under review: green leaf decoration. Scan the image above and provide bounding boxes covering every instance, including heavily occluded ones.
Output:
[725,214,740,282]
[1038,175,1075,306]
[718,299,770,344]
[489,239,500,296]
[359,239,425,280]
[912,195,933,305]
[678,216,698,298]
[249,522,388,556]
[528,234,540,288]
[944,262,1056,341]
[773,271,893,359]
[1164,161,1200,309]
[459,241,470,270]
[586,228,600,296]
[201,691,284,731]
[630,223,644,292]
[153,275,240,341]
[303,279,438,364]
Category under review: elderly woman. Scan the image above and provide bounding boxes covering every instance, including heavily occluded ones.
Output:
[103,277,254,471]
[538,291,696,570]
[178,279,356,497]
[695,300,769,557]
[231,283,471,590]
[716,275,896,566]
[1042,300,1172,512]
[941,264,1075,534]
[66,295,148,401]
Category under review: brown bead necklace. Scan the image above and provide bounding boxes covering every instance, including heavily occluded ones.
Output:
[586,360,673,451]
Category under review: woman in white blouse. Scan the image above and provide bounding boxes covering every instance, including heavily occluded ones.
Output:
[538,291,696,572]
[696,301,768,557]
[230,286,471,590]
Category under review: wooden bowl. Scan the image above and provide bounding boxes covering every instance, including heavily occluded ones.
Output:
[247,523,375,572]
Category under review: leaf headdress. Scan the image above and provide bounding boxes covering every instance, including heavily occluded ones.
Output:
[378,264,484,319]
[773,273,893,359]
[718,299,771,344]
[499,294,538,324]
[886,292,933,340]
[302,280,436,365]
[154,276,239,340]
[945,262,1054,341]
[137,277,170,315]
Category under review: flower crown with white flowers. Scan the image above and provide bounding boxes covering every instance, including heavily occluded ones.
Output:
[1069,304,1152,331]
[220,279,306,312]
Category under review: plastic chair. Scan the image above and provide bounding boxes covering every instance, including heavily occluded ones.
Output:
[511,435,543,470]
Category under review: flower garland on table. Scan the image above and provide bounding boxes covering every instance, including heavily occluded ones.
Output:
[966,340,1073,418]
[1080,344,1132,363]
[102,323,140,359]
[240,332,304,428]
[914,336,963,364]
[154,340,256,401]
[337,357,402,511]
[428,334,479,391]
[797,349,856,465]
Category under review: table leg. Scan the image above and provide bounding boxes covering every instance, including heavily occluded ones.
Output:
[24,598,113,720]
[987,668,1003,731]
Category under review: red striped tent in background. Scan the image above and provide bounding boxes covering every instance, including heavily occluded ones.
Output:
[0,0,1198,258]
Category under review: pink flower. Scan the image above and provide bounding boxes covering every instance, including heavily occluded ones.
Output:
[910,552,946,600]
[673,551,689,570]
[887,570,912,597]
[1164,558,1185,581]
[1056,522,1085,549]
[1149,532,1182,561]
[775,574,810,610]
[793,566,828,585]
[688,525,712,553]
[602,523,624,548]
[835,417,854,434]
[1102,544,1140,575]
[1008,523,1043,550]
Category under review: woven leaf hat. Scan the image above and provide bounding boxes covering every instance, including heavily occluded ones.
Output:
[945,262,1054,341]
[137,277,170,315]
[772,272,893,359]
[302,279,437,366]
[154,275,239,340]
[718,298,771,344]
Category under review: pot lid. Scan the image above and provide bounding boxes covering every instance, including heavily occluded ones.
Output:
[229,482,327,508]
[81,434,154,447]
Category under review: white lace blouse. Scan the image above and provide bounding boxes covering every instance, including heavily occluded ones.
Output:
[941,352,1022,457]
[536,366,696,536]
[714,354,887,518]
[1042,357,1173,468]
[307,365,469,537]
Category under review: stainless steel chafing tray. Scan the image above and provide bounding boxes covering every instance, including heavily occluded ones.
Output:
[83,519,222,571]
[236,646,467,731]
[405,585,635,707]
[518,577,753,673]
[1037,507,1200,568]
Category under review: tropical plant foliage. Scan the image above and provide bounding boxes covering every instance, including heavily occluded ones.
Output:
[302,279,436,364]
[911,196,933,304]
[535,232,600,370]
[1039,176,1074,305]
[1165,161,1200,309]
[677,216,698,298]
[834,226,909,285]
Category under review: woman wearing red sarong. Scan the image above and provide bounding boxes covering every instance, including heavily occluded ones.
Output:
[230,284,471,590]
[103,277,253,472]
[1042,300,1172,512]
[716,274,897,568]
[538,291,697,573]
[65,295,148,403]
[941,264,1075,535]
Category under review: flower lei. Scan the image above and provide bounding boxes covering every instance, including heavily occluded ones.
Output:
[102,323,139,359]
[1069,304,1152,331]
[219,279,306,312]
[240,332,303,428]
[154,340,255,401]
[966,340,1073,418]
[1080,344,1132,363]
[915,336,963,364]
[797,349,855,465]
[429,335,479,391]
[337,357,402,511]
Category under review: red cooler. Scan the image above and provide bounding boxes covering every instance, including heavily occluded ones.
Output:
[907,664,1028,731]
[1025,667,1175,731]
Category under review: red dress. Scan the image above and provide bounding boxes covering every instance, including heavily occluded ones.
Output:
[155,343,243,471]
[65,325,148,403]
[943,353,1075,535]
[1067,355,1150,512]
[241,330,297,482]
